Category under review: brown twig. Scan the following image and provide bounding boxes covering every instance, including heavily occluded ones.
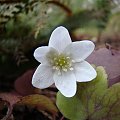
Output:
[46,0,72,16]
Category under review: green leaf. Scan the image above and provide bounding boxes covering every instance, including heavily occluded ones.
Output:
[101,83,120,120]
[56,66,110,120]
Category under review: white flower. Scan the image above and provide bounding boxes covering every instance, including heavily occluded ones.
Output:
[32,26,97,97]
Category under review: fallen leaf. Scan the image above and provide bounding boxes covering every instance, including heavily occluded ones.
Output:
[0,93,20,108]
[0,99,8,119]
[87,48,120,86]
[14,70,41,96]
[0,93,20,120]
[17,94,58,116]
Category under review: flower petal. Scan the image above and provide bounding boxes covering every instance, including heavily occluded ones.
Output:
[34,46,57,64]
[54,71,76,97]
[74,61,97,82]
[32,64,54,89]
[49,26,72,53]
[64,40,95,62]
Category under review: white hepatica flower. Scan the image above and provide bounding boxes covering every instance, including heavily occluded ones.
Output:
[32,26,97,97]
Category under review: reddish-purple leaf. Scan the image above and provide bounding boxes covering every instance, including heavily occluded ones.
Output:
[14,70,41,96]
[87,48,120,86]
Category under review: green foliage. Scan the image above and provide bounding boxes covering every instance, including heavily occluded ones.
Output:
[0,0,44,24]
[56,66,120,120]
[105,12,120,34]
[94,0,111,29]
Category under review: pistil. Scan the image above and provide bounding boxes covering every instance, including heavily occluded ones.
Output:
[51,54,74,74]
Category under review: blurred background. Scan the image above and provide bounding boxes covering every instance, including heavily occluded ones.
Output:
[0,0,120,94]
[0,0,120,119]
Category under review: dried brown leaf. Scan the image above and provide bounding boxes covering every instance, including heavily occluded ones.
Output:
[17,94,58,115]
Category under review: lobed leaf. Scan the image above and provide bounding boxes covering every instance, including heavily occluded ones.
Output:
[57,66,120,120]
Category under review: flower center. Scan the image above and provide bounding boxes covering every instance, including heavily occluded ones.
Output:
[50,54,74,74]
